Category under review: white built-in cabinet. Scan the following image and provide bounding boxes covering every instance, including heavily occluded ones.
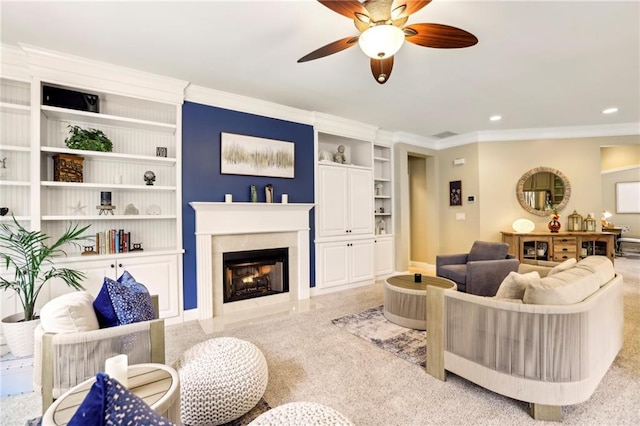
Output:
[316,165,373,237]
[314,127,377,290]
[315,239,375,289]
[0,48,187,325]
[52,255,179,319]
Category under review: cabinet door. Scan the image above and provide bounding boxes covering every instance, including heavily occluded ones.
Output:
[316,242,349,288]
[119,255,179,318]
[317,166,349,237]
[375,237,394,276]
[348,168,374,235]
[350,239,375,283]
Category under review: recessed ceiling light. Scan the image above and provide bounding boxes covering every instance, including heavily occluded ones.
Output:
[489,115,502,121]
[602,107,619,114]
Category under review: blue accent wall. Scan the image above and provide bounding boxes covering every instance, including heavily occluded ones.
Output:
[182,101,315,310]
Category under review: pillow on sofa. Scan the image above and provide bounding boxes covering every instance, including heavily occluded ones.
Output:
[93,271,155,328]
[576,256,615,287]
[40,291,100,334]
[523,266,600,305]
[494,271,540,300]
[547,258,577,276]
[68,373,175,426]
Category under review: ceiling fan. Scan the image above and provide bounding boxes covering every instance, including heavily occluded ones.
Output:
[297,0,478,84]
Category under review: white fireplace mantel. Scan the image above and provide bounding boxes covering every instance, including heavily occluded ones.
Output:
[190,202,314,320]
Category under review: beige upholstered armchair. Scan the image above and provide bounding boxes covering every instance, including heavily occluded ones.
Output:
[33,295,165,413]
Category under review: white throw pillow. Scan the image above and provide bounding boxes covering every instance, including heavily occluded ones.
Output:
[523,267,600,305]
[40,291,100,333]
[494,271,540,300]
[576,256,615,287]
[547,258,577,276]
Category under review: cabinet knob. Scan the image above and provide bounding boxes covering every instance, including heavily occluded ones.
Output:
[110,264,115,268]
[118,263,123,268]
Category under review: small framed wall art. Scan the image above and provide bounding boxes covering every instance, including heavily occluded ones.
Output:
[449,180,462,206]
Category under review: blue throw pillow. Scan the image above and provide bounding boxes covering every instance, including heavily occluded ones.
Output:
[93,271,155,328]
[68,373,175,426]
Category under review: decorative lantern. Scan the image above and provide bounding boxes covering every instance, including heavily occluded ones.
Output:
[584,214,597,232]
[567,210,583,232]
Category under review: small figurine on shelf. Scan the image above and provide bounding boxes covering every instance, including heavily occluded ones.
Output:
[81,246,98,256]
[130,243,144,251]
[377,218,386,235]
[375,183,383,196]
[333,145,347,164]
[250,185,258,202]
[144,170,156,186]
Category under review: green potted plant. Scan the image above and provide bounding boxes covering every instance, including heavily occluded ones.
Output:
[0,217,90,357]
[65,124,113,152]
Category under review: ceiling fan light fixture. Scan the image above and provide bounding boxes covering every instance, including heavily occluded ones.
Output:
[358,25,405,59]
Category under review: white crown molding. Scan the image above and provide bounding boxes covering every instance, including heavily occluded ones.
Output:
[375,130,395,146]
[601,165,640,175]
[185,84,313,125]
[0,44,29,81]
[437,123,640,149]
[19,44,188,104]
[313,112,379,141]
[392,131,439,149]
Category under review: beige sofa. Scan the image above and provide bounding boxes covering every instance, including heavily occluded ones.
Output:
[426,256,623,421]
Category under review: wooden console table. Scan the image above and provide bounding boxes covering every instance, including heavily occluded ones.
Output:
[501,231,615,264]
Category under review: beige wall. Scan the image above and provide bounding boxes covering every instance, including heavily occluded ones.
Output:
[601,145,640,236]
[409,155,428,262]
[601,145,640,171]
[394,134,639,266]
[436,143,480,254]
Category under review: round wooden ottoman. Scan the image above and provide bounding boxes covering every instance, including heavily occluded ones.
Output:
[248,401,354,426]
[175,337,268,425]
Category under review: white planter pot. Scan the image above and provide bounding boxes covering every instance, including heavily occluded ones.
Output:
[1,313,41,357]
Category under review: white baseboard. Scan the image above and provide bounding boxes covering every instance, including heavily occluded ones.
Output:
[310,279,375,297]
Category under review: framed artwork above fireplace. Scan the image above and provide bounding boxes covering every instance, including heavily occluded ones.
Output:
[221,132,295,178]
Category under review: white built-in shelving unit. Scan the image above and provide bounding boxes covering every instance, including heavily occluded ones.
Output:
[0,46,188,322]
[373,139,394,276]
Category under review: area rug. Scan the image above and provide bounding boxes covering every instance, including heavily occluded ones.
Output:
[331,305,426,368]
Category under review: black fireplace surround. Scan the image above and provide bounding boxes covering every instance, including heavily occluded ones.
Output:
[223,247,289,303]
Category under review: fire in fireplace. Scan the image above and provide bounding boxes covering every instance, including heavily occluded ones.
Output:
[223,247,289,303]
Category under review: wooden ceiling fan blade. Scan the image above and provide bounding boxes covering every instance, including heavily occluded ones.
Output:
[370,56,394,85]
[404,23,478,48]
[391,1,432,19]
[318,0,369,20]
[297,36,359,63]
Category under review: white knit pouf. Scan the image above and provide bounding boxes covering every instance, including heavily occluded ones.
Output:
[248,402,354,426]
[175,337,268,426]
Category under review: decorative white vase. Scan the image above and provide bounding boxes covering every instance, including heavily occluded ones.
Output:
[1,313,41,357]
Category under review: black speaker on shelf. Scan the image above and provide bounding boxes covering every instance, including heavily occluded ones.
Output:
[43,85,99,113]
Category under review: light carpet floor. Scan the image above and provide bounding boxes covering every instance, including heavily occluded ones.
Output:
[2,256,639,425]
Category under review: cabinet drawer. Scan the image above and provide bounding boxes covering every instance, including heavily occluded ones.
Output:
[554,237,576,245]
[553,253,576,262]
[553,244,576,254]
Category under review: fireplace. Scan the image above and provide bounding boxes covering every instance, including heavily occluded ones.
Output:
[190,202,313,321]
[223,248,289,303]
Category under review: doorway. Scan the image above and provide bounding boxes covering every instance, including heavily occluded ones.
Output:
[408,155,429,267]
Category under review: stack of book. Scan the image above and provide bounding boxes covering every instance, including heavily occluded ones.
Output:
[96,229,131,254]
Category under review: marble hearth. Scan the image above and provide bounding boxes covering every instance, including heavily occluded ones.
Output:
[190,202,314,320]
